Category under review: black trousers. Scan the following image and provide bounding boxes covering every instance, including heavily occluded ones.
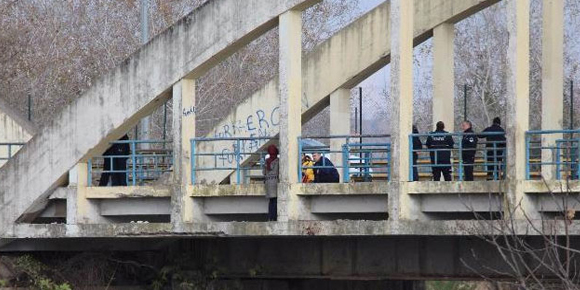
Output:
[486,156,504,180]
[268,198,277,221]
[463,155,475,181]
[99,158,128,186]
[432,166,451,181]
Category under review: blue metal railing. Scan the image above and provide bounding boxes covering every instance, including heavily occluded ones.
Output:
[298,135,391,183]
[88,140,173,186]
[525,130,580,180]
[409,132,507,181]
[0,142,25,163]
[191,136,274,185]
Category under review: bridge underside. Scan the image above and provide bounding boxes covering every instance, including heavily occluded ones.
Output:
[2,234,578,281]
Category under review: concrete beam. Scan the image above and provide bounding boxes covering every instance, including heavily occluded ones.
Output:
[278,10,310,221]
[329,89,351,182]
[505,0,537,219]
[0,0,319,236]
[540,0,564,179]
[8,219,580,240]
[171,78,202,225]
[432,23,455,130]
[390,0,417,221]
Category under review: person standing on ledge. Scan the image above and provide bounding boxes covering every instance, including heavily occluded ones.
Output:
[461,120,478,181]
[426,121,454,181]
[263,144,279,221]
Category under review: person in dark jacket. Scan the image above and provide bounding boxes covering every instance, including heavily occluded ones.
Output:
[99,134,131,186]
[412,125,423,181]
[479,117,506,180]
[461,121,478,181]
[426,121,454,181]
[312,152,340,183]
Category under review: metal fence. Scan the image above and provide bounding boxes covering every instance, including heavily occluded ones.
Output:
[409,132,506,181]
[191,136,274,185]
[88,140,173,186]
[298,135,391,183]
[525,130,580,180]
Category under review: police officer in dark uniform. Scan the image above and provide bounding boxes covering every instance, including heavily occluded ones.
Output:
[479,117,506,180]
[461,121,478,181]
[426,121,454,181]
[412,125,423,181]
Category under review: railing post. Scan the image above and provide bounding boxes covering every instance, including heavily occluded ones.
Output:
[297,137,303,183]
[556,141,561,180]
[458,134,463,181]
[131,141,137,186]
[525,134,530,180]
[235,138,241,185]
[342,144,350,183]
[408,135,413,181]
[191,139,196,185]
[87,159,93,186]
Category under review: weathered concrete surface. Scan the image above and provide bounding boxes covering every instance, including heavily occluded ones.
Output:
[189,184,266,197]
[100,198,170,216]
[83,186,171,199]
[8,220,580,239]
[0,98,35,166]
[199,0,500,184]
[524,180,580,193]
[408,181,504,194]
[311,195,387,213]
[297,182,389,196]
[421,194,502,212]
[0,0,319,235]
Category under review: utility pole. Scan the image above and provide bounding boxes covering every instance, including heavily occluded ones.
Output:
[139,0,150,144]
[463,84,469,121]
[570,81,574,130]
[27,94,32,121]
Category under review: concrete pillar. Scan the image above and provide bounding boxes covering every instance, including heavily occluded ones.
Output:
[171,78,206,226]
[433,23,455,131]
[506,0,538,219]
[390,0,421,220]
[541,0,564,180]
[68,163,106,224]
[278,10,311,221]
[330,89,351,182]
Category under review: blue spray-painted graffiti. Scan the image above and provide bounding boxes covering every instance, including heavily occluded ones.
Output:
[209,106,280,167]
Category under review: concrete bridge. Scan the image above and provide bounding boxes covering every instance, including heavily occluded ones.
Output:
[1,0,579,285]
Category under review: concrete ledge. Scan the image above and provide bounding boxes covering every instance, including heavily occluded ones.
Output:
[421,194,502,213]
[189,184,266,197]
[84,186,171,199]
[524,180,580,194]
[297,182,389,196]
[100,198,170,216]
[8,220,580,239]
[204,197,268,215]
[311,195,387,213]
[408,181,503,194]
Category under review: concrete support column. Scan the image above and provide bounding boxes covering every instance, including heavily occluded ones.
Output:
[68,163,106,224]
[330,89,351,182]
[278,10,310,221]
[433,23,455,131]
[541,0,564,180]
[171,78,206,227]
[390,0,421,220]
[506,0,538,219]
